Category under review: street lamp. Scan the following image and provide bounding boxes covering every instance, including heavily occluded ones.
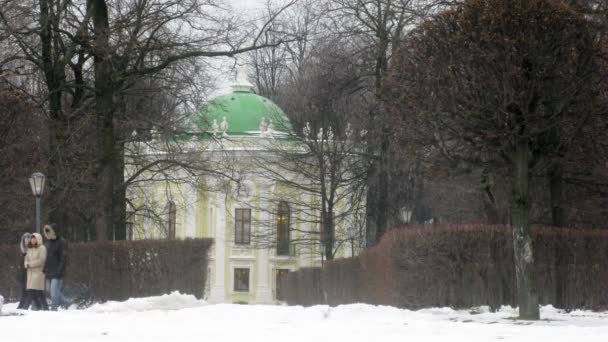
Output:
[29,172,46,233]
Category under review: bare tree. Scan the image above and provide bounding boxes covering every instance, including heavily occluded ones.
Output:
[242,38,373,261]
[248,0,324,97]
[319,0,458,244]
[0,0,299,240]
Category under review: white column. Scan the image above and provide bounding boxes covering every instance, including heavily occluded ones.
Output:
[208,194,226,303]
[256,194,273,304]
[185,184,196,237]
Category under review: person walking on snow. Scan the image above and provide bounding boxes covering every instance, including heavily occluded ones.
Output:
[43,224,69,310]
[24,233,48,310]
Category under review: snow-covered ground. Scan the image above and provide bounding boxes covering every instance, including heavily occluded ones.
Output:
[1,292,607,341]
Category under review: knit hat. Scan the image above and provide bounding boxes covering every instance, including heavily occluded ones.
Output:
[43,224,57,240]
[19,232,32,254]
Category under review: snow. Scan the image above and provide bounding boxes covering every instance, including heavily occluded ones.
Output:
[1,292,607,341]
[85,292,207,313]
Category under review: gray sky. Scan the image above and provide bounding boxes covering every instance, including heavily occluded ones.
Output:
[209,0,285,97]
[227,0,268,10]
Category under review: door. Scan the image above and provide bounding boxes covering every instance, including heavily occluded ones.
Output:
[275,269,290,301]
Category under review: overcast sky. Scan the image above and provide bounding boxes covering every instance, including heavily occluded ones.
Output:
[227,0,267,10]
[209,0,286,97]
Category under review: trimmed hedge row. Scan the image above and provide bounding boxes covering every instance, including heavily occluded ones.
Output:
[280,225,608,311]
[0,239,213,303]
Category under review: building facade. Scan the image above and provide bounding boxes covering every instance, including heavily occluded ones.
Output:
[126,76,359,304]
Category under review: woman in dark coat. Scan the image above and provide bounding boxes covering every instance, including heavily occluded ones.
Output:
[16,232,31,309]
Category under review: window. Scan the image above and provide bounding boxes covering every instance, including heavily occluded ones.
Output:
[234,208,251,245]
[167,201,177,240]
[234,268,250,292]
[276,201,290,255]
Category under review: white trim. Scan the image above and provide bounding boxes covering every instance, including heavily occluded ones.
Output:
[230,255,255,261]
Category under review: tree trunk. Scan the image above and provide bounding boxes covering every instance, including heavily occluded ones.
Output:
[323,210,335,261]
[40,0,72,237]
[481,172,500,224]
[365,162,379,246]
[549,161,565,227]
[511,139,540,320]
[91,0,115,241]
[113,141,127,240]
[374,128,390,241]
[366,32,391,246]
[47,118,69,230]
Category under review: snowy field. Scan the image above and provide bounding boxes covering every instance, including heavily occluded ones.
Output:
[1,292,607,342]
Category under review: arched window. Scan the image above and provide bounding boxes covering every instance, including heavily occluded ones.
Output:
[276,201,290,255]
[167,201,177,240]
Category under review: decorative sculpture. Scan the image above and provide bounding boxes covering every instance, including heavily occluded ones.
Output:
[303,122,311,138]
[211,119,219,136]
[220,116,229,136]
[259,117,269,135]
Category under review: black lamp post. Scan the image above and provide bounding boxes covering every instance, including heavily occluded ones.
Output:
[29,172,46,233]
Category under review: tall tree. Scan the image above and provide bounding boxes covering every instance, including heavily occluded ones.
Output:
[385,0,597,319]
[326,0,454,244]
[245,38,372,260]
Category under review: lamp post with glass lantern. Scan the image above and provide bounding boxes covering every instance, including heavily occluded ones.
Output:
[29,172,46,233]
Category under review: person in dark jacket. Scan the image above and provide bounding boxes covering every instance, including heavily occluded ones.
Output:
[16,232,32,309]
[43,224,69,310]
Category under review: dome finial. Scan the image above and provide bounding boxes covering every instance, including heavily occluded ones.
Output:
[232,66,254,93]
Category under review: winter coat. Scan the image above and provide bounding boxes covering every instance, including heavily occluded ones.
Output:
[43,225,66,279]
[25,233,47,290]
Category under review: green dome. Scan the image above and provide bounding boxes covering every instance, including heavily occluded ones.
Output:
[198,79,291,137]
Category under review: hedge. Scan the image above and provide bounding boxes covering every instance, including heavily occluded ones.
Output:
[279,225,608,311]
[0,238,213,304]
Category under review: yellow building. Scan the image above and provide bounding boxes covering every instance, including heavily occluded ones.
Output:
[126,75,359,304]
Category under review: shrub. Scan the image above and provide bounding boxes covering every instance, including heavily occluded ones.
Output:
[280,225,608,311]
[0,239,213,304]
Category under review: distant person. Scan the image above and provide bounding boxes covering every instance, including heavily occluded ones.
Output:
[43,224,69,310]
[16,232,32,309]
[24,233,48,310]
